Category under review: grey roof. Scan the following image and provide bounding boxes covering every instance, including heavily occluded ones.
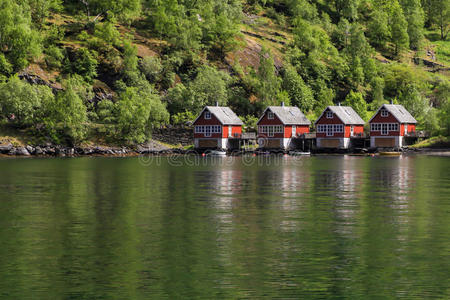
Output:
[202,106,243,125]
[315,106,365,125]
[370,104,417,124]
[259,106,311,125]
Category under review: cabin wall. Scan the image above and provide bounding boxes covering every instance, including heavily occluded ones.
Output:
[258,111,283,125]
[296,125,310,135]
[222,125,242,138]
[315,109,345,138]
[371,111,398,123]
[284,126,292,138]
[193,111,222,139]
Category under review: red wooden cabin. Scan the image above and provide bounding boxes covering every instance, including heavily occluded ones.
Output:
[257,104,311,149]
[369,104,417,148]
[315,106,365,149]
[193,105,243,150]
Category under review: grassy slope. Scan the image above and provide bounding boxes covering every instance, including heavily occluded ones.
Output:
[410,136,450,148]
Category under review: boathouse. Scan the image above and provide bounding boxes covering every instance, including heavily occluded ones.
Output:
[315,106,365,149]
[368,104,417,148]
[193,105,243,150]
[257,104,311,149]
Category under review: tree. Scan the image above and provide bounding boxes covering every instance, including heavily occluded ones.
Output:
[115,85,169,144]
[400,0,425,49]
[390,1,410,55]
[0,0,41,72]
[255,48,281,106]
[343,90,368,120]
[44,77,89,144]
[282,65,314,112]
[78,0,141,22]
[334,0,360,21]
[367,9,391,49]
[166,65,231,115]
[27,0,62,27]
[0,76,54,126]
[70,48,98,83]
[429,0,450,40]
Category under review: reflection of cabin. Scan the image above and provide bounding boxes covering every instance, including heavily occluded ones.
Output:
[369,104,417,148]
[193,105,243,150]
[315,106,365,149]
[257,104,311,150]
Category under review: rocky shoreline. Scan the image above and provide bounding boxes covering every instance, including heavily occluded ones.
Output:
[0,142,193,157]
[1,141,449,158]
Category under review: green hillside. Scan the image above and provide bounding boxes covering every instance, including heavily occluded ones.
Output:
[0,0,449,146]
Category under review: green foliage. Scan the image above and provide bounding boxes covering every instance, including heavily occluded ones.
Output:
[0,77,53,127]
[241,115,259,131]
[140,56,163,83]
[145,0,241,52]
[0,0,41,73]
[27,0,62,27]
[45,46,65,69]
[94,21,120,46]
[115,85,169,144]
[400,0,425,49]
[390,1,410,55]
[282,64,314,112]
[172,111,196,126]
[69,48,98,82]
[167,65,231,115]
[43,77,89,144]
[343,91,368,120]
[253,48,281,106]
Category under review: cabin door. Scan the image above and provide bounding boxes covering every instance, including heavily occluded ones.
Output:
[228,126,232,137]
[350,126,354,137]
[292,126,296,137]
[404,124,407,135]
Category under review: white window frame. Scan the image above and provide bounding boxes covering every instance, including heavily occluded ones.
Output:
[268,126,274,137]
[268,112,274,120]
[381,109,389,117]
[326,111,333,119]
[205,111,211,119]
[205,126,212,137]
[381,124,388,135]
[326,124,333,136]
[350,126,354,136]
[292,125,296,137]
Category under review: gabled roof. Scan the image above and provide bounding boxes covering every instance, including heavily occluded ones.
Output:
[315,106,365,125]
[193,106,243,125]
[257,106,311,125]
[369,104,417,124]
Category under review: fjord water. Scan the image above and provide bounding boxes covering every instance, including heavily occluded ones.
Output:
[0,155,448,299]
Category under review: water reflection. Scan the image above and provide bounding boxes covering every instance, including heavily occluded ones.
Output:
[0,156,448,299]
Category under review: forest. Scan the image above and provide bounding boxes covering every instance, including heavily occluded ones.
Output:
[0,0,449,145]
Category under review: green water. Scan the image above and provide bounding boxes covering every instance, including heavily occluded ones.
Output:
[0,155,448,299]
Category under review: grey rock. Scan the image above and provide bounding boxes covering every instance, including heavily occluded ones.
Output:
[26,145,35,154]
[0,143,13,153]
[16,147,30,156]
[35,147,43,155]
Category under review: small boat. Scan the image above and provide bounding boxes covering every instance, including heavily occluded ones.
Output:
[206,150,227,156]
[379,152,401,156]
[289,151,311,156]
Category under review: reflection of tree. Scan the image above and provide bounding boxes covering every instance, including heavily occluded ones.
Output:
[0,156,448,298]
